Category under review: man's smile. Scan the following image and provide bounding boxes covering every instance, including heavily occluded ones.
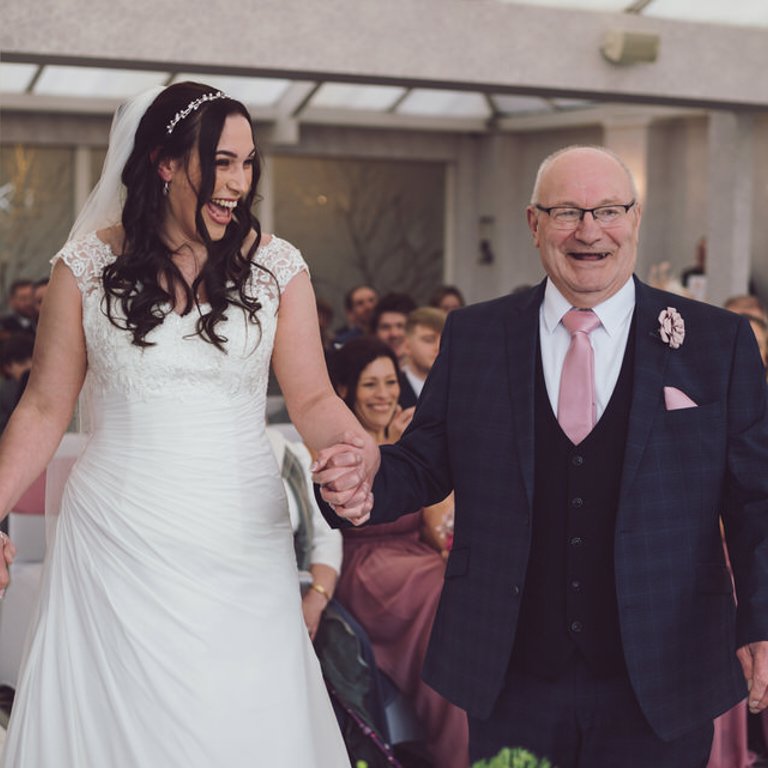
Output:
[568,251,610,261]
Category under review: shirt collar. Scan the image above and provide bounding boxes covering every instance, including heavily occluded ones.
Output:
[541,276,636,337]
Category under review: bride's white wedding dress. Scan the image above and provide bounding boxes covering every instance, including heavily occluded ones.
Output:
[1,233,349,767]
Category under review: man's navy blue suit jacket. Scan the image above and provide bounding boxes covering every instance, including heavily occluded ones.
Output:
[323,276,768,741]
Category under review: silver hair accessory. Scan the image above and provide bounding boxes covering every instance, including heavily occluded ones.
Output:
[166,91,227,135]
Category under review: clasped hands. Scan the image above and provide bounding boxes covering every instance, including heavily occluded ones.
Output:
[311,432,380,526]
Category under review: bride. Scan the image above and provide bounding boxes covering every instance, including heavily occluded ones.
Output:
[0,82,377,767]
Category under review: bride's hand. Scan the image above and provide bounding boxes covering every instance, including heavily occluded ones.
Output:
[0,531,17,599]
[312,432,380,490]
[312,432,380,525]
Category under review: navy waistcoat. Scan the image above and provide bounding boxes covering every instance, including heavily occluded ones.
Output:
[510,324,636,679]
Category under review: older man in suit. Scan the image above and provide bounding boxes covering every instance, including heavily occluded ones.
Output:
[313,146,768,768]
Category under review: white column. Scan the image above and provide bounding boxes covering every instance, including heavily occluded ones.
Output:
[443,161,456,285]
[73,147,91,220]
[602,116,653,280]
[602,116,650,205]
[258,154,275,235]
[706,111,754,306]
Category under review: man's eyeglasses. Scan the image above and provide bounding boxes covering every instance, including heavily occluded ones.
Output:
[535,201,636,230]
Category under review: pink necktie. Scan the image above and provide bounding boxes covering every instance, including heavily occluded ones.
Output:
[558,309,601,445]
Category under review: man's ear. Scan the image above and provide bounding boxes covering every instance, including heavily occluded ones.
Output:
[526,206,541,247]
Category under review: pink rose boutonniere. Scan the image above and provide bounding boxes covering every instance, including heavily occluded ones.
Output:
[658,307,685,349]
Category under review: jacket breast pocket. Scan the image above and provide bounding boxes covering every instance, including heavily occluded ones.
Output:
[661,400,725,460]
[663,400,722,425]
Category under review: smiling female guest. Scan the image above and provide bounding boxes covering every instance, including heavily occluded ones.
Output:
[328,337,469,768]
[0,82,377,767]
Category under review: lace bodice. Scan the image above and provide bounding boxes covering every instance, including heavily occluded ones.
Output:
[52,232,307,401]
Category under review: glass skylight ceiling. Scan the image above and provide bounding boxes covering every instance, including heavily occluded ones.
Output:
[171,73,291,107]
[312,83,405,111]
[1,0,762,126]
[0,60,593,122]
[644,0,768,27]
[0,62,38,92]
[398,89,491,118]
[34,66,168,97]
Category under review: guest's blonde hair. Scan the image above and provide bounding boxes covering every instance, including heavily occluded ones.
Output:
[405,307,446,336]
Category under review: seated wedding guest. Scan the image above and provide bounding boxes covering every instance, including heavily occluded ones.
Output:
[32,278,49,322]
[706,533,756,768]
[399,307,446,409]
[268,424,400,766]
[328,337,468,768]
[0,333,34,433]
[370,292,417,367]
[724,294,766,322]
[429,284,465,314]
[680,236,707,301]
[0,280,36,334]
[315,296,335,355]
[333,284,378,348]
[266,426,341,640]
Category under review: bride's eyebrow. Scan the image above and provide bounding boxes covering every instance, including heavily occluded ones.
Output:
[215,149,257,158]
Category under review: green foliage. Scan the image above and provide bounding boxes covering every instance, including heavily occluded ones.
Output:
[471,747,554,768]
[357,746,553,768]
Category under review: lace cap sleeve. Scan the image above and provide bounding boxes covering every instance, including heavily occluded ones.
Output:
[50,232,114,295]
[257,237,309,292]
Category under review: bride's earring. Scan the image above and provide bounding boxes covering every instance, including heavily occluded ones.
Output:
[162,180,170,196]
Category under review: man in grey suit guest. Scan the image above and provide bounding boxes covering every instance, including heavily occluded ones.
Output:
[313,146,768,768]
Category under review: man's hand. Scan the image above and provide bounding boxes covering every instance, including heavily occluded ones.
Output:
[311,432,380,525]
[0,531,17,599]
[737,641,768,713]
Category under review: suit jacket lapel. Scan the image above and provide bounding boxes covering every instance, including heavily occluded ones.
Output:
[503,280,545,512]
[619,277,671,500]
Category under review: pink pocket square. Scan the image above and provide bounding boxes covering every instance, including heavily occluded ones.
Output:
[664,386,698,411]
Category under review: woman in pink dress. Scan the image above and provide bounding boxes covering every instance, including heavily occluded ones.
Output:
[328,337,468,768]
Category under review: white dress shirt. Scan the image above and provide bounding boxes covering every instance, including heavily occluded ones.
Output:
[539,277,636,423]
[402,366,426,399]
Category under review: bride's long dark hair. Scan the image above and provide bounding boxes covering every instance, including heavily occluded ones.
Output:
[102,81,274,350]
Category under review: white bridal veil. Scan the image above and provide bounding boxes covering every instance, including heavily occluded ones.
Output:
[68,85,165,243]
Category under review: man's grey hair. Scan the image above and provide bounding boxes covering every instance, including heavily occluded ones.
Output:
[530,145,639,204]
